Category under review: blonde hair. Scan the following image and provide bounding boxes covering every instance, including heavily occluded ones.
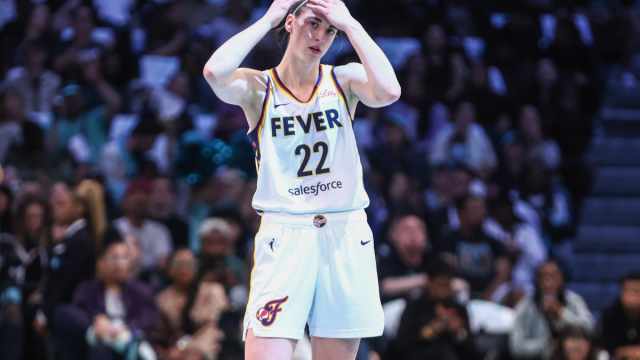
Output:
[75,179,107,247]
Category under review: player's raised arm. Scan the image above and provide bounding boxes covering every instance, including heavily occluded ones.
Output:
[202,0,299,108]
[305,0,401,108]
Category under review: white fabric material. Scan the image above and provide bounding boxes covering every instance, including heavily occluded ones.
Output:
[484,220,547,294]
[430,122,497,173]
[251,64,369,214]
[468,299,515,334]
[114,218,172,270]
[105,288,126,319]
[382,298,407,339]
[243,210,383,340]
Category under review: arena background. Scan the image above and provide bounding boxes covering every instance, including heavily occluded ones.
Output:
[1,0,640,359]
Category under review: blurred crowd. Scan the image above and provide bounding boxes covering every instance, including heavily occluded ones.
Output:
[1,0,640,360]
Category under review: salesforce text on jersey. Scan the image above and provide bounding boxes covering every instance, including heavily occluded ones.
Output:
[288,180,343,197]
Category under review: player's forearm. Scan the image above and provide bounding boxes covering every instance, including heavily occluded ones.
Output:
[203,17,273,82]
[344,21,401,102]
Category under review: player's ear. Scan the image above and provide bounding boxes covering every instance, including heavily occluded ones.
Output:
[285,13,295,33]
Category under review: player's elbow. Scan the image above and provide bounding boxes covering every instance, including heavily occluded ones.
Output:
[375,84,401,106]
[386,83,402,103]
[202,65,216,81]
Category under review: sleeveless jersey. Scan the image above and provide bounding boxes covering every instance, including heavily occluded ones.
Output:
[247,64,369,214]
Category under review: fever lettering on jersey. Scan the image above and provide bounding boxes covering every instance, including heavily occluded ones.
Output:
[247,64,370,214]
[270,109,343,137]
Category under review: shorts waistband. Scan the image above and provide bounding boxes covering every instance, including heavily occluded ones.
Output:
[260,209,367,226]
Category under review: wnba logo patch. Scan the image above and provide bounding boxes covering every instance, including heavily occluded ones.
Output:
[256,296,288,326]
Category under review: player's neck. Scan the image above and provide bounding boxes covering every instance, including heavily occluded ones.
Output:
[275,54,320,89]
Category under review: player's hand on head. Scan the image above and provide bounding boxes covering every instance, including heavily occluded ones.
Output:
[264,0,302,28]
[306,0,355,31]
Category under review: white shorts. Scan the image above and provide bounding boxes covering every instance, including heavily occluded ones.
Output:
[242,209,384,340]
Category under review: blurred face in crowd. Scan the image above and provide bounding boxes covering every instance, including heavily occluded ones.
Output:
[201,229,232,257]
[460,196,486,229]
[454,102,475,132]
[169,249,197,290]
[520,105,543,142]
[0,191,9,214]
[389,173,411,203]
[537,58,558,87]
[25,45,47,74]
[3,92,25,120]
[538,261,564,296]
[168,72,190,99]
[562,335,591,360]
[149,178,175,217]
[621,279,640,314]
[99,243,132,285]
[50,183,83,226]
[25,201,46,236]
[428,274,453,302]
[74,6,95,43]
[431,166,452,197]
[123,191,149,221]
[450,167,472,199]
[390,215,428,267]
[424,24,446,52]
[28,4,50,35]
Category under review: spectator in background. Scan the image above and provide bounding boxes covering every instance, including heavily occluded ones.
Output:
[551,326,607,360]
[519,105,561,171]
[100,117,164,201]
[42,182,96,353]
[150,176,189,249]
[436,194,511,298]
[486,193,547,304]
[13,195,50,360]
[0,185,13,233]
[75,179,108,249]
[142,1,187,56]
[52,5,103,80]
[197,218,247,298]
[0,90,45,167]
[517,161,572,245]
[0,232,24,360]
[4,38,61,115]
[115,179,172,279]
[49,53,122,167]
[431,101,498,178]
[495,130,527,192]
[510,260,594,360]
[599,273,640,360]
[153,248,225,360]
[57,229,158,360]
[392,257,476,360]
[378,214,431,303]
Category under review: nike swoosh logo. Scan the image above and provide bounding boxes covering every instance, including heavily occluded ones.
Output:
[360,240,372,246]
[274,103,290,108]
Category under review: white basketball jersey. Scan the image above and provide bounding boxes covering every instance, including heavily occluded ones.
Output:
[248,64,369,214]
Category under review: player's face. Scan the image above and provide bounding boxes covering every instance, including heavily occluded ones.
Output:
[287,8,338,59]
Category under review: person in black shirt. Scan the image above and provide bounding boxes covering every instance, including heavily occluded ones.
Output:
[436,194,511,298]
[149,176,189,249]
[377,214,431,303]
[599,273,640,360]
[392,257,476,360]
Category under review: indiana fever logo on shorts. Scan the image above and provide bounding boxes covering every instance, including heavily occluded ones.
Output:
[256,296,289,326]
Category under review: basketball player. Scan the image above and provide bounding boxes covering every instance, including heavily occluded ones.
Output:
[203,0,400,359]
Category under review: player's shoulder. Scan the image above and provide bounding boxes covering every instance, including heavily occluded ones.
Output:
[238,67,270,89]
[331,62,366,80]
